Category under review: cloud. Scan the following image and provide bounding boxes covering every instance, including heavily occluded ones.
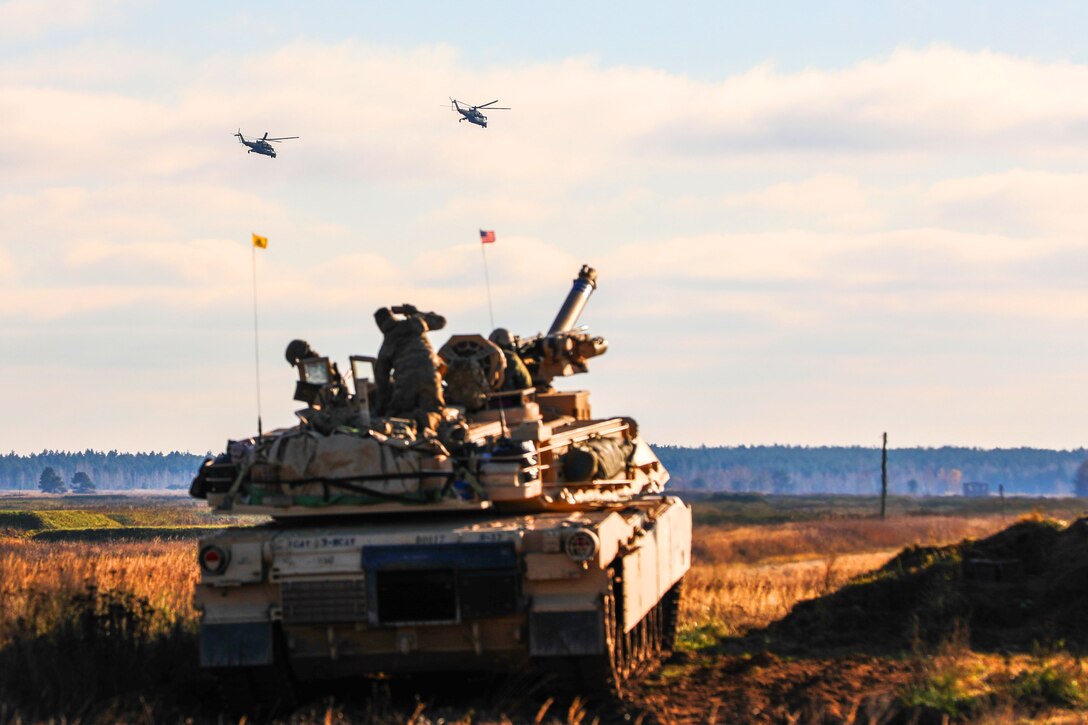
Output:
[7,41,1088,449]
[650,47,1088,160]
[0,0,134,41]
[924,169,1088,236]
[6,43,1088,197]
[722,174,883,229]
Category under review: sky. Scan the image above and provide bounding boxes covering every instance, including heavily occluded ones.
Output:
[4,1,1088,453]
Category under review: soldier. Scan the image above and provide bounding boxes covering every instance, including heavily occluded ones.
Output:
[374,304,447,436]
[489,328,532,391]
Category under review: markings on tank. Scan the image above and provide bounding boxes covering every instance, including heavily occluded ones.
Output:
[280,535,360,551]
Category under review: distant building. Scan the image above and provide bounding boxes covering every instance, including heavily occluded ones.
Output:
[962,481,990,497]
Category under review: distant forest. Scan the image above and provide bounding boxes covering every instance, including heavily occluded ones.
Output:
[655,445,1088,496]
[0,446,1085,495]
[0,450,206,490]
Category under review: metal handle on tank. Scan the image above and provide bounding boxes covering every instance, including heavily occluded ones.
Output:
[548,265,598,335]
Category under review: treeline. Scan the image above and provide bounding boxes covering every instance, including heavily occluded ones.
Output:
[1,446,1086,495]
[0,450,206,490]
[654,445,1088,496]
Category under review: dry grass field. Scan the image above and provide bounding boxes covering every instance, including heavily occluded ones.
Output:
[680,515,1010,640]
[1,496,1086,723]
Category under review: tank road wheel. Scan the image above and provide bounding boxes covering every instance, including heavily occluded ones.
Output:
[661,576,684,654]
[577,569,626,700]
[576,573,685,701]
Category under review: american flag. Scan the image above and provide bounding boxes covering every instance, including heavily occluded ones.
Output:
[479,229,496,244]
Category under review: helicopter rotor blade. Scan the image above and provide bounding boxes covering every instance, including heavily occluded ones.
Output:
[264,136,299,142]
[476,100,501,108]
[482,107,510,110]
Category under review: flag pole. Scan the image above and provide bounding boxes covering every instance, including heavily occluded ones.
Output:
[480,241,496,331]
[478,230,506,436]
[251,239,263,439]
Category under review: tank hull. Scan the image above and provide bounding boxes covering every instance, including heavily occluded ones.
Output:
[196,496,691,686]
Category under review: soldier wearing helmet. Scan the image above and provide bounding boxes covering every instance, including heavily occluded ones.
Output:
[489,327,532,391]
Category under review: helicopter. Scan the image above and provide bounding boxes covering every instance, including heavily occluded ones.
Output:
[234,130,298,158]
[448,98,510,128]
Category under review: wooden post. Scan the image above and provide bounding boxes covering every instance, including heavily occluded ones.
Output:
[880,432,888,519]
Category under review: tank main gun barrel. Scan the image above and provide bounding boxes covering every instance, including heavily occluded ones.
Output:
[547,265,597,335]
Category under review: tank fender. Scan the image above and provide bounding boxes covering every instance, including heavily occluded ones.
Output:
[620,500,692,633]
[592,511,633,567]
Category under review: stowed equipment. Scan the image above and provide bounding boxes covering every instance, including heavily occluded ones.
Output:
[190,265,667,516]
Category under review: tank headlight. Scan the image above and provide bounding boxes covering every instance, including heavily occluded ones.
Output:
[564,529,600,562]
[199,544,230,575]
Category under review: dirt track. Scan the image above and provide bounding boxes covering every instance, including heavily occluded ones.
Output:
[631,653,911,724]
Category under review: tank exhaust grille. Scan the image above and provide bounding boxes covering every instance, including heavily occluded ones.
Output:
[281,578,367,624]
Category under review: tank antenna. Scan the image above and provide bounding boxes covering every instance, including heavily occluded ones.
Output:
[251,233,268,439]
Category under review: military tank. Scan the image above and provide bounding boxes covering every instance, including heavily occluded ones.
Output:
[189,265,691,702]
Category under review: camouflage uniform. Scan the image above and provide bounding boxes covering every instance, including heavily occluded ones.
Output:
[490,328,532,391]
[374,306,447,436]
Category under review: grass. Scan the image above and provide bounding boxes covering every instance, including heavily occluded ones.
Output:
[0,508,121,533]
[1009,657,1088,709]
[2,493,1088,722]
[679,515,1013,638]
[0,538,206,721]
[895,637,1088,721]
[0,493,265,541]
[0,492,265,527]
[686,491,1088,526]
[32,525,224,542]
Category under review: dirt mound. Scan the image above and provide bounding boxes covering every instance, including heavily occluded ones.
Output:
[761,516,1088,653]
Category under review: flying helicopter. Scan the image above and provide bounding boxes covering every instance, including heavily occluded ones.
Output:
[448,98,510,128]
[234,130,298,158]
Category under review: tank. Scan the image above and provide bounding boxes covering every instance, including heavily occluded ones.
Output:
[189,265,692,702]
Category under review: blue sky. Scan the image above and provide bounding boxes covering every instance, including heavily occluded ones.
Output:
[3,1,1088,452]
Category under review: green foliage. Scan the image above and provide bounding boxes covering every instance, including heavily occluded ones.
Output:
[0,508,223,540]
[1,450,206,490]
[0,493,263,526]
[0,510,42,532]
[687,492,1087,527]
[38,466,66,494]
[899,669,979,718]
[0,509,120,533]
[1010,660,1087,708]
[35,510,121,530]
[1074,459,1088,497]
[71,470,95,494]
[32,526,221,542]
[676,619,732,652]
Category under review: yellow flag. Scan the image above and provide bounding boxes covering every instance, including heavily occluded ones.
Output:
[252,233,268,249]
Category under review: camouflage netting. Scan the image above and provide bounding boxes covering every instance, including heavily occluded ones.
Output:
[239,429,453,505]
[761,517,1088,653]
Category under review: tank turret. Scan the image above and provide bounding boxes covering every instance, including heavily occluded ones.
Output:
[190,264,658,516]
